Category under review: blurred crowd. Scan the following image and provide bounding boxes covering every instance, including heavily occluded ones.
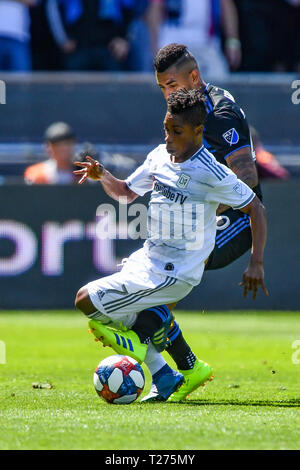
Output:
[0,0,299,75]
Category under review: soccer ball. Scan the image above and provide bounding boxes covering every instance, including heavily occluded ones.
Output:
[93,355,145,404]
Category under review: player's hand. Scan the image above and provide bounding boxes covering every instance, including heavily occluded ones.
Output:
[239,262,269,300]
[73,156,104,184]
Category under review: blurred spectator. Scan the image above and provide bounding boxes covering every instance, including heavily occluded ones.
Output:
[147,0,242,79]
[126,0,154,71]
[234,0,299,72]
[24,122,77,184]
[0,0,37,71]
[29,0,62,70]
[45,0,138,71]
[250,126,290,180]
[236,0,300,72]
[274,0,300,72]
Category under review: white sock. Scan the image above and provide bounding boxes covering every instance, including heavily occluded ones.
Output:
[145,343,168,376]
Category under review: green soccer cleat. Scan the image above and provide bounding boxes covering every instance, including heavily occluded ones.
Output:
[88,320,148,364]
[167,359,214,402]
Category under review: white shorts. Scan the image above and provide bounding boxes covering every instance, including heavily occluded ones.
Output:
[86,254,193,329]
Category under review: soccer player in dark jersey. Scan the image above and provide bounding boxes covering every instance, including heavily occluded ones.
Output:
[141,43,267,402]
[155,43,262,271]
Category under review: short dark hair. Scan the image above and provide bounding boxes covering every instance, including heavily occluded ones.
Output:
[44,122,75,143]
[167,89,207,127]
[154,43,198,74]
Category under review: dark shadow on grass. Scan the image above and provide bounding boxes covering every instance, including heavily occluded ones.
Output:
[166,399,300,408]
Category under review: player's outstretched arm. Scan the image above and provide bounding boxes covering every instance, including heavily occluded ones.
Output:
[73,156,138,203]
[239,196,268,300]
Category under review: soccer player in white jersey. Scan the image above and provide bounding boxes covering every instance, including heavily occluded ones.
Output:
[74,89,267,401]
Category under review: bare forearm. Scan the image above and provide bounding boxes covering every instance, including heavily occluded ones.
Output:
[145,1,164,54]
[229,155,258,188]
[249,205,267,264]
[74,156,138,202]
[100,169,137,203]
[217,148,258,214]
[239,196,268,299]
[221,0,240,40]
[226,148,258,189]
[241,197,267,264]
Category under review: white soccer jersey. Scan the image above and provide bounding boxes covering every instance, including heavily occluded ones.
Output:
[126,144,255,286]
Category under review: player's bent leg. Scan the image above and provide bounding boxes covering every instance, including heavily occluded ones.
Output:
[141,343,184,402]
[141,365,184,402]
[142,319,213,402]
[74,285,146,362]
[79,256,193,367]
[75,280,148,363]
[150,209,250,400]
[135,305,183,400]
[166,322,213,401]
[168,359,214,402]
[134,305,173,353]
[75,287,97,316]
[89,305,173,365]
[89,319,148,364]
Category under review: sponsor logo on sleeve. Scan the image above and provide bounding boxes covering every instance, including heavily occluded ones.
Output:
[222,128,239,146]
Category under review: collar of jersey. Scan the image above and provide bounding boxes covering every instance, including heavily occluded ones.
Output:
[169,145,204,166]
[201,82,211,96]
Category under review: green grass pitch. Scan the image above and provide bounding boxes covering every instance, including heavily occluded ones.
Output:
[0,310,299,450]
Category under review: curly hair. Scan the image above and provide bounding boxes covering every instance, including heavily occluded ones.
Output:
[167,89,207,127]
[154,43,198,73]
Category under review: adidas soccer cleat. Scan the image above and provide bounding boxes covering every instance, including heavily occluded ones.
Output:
[167,359,214,402]
[88,320,148,364]
[141,364,184,403]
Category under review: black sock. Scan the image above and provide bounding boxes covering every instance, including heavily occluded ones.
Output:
[132,309,163,345]
[166,332,196,370]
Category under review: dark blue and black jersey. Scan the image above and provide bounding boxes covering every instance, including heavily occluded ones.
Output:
[198,84,263,270]
[201,84,262,200]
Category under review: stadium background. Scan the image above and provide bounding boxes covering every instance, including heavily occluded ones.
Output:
[0,0,299,311]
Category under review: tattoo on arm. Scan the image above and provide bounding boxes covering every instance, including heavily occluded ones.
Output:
[226,152,258,188]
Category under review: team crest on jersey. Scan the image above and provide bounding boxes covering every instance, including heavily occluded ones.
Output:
[176,173,190,189]
[233,182,247,197]
[222,128,239,146]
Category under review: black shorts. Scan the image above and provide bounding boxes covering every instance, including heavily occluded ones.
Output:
[205,208,252,271]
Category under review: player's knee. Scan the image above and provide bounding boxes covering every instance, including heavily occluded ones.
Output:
[75,287,96,316]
